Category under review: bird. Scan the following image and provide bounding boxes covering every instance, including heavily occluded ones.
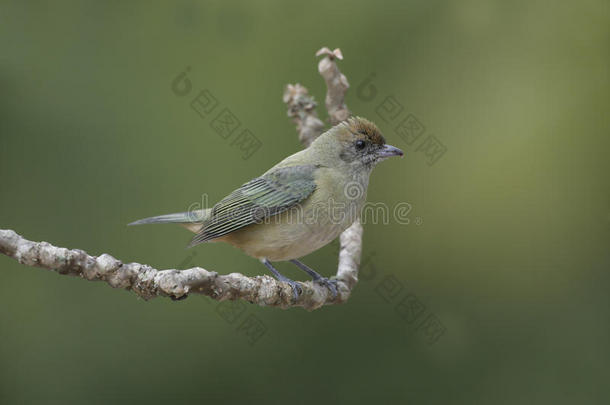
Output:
[129,117,403,299]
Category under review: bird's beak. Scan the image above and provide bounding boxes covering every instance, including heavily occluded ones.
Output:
[377,144,404,159]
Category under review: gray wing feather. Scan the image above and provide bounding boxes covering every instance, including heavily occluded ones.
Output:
[189,165,318,246]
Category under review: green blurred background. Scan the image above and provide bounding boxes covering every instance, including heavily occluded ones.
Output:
[1,0,608,403]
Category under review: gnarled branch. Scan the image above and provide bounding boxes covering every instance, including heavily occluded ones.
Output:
[0,47,362,310]
[316,47,350,125]
[283,83,325,148]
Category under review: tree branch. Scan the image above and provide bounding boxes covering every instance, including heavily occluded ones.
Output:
[316,47,350,125]
[283,83,325,148]
[0,46,361,311]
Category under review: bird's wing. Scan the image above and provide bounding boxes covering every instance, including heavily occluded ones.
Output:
[189,164,318,246]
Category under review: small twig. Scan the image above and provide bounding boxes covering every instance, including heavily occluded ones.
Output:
[283,83,325,147]
[316,47,350,125]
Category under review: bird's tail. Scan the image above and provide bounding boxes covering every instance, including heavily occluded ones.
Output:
[128,209,211,233]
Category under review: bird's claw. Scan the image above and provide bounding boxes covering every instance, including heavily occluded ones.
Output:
[284,279,302,301]
[315,277,339,298]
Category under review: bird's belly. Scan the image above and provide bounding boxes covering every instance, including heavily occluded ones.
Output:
[219,206,355,261]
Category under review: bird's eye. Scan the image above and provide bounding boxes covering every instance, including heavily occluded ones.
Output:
[355,140,366,150]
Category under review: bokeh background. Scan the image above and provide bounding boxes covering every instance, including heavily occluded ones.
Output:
[1,1,608,403]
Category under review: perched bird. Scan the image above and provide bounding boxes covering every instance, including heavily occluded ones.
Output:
[129,117,403,299]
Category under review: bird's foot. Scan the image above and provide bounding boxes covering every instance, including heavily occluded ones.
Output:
[314,276,338,298]
[261,258,302,301]
[279,276,303,301]
[289,259,338,298]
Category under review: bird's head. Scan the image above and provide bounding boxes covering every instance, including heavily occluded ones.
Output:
[324,116,403,169]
